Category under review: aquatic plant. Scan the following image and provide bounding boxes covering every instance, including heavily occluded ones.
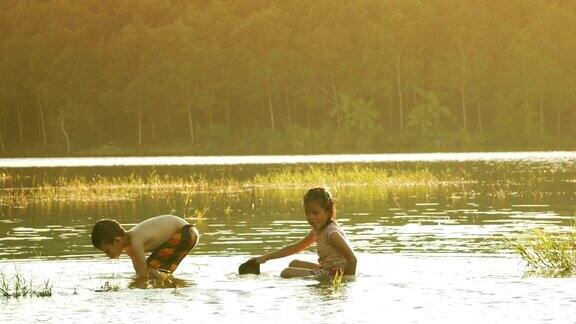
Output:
[0,269,53,298]
[95,280,120,292]
[12,272,32,297]
[36,279,53,297]
[252,165,450,188]
[0,172,10,182]
[331,269,344,290]
[0,273,10,297]
[0,166,463,207]
[0,271,32,298]
[509,228,576,275]
[192,207,209,223]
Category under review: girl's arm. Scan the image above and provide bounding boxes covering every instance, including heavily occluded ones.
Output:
[255,231,316,264]
[329,232,357,275]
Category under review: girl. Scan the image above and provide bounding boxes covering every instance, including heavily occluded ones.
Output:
[252,187,357,278]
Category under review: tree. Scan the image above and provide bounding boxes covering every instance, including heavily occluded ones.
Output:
[436,0,490,133]
[405,89,454,143]
[364,0,428,134]
[336,93,380,149]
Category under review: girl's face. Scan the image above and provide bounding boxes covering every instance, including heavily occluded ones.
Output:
[305,200,331,232]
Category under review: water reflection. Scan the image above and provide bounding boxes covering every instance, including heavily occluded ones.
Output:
[1,156,575,260]
[0,182,574,259]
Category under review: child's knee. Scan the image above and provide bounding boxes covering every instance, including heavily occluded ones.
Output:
[280,268,292,278]
[288,260,301,267]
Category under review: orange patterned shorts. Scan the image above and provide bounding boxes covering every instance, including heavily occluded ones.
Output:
[147,225,198,273]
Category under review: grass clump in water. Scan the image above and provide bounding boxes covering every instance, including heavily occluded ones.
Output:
[95,280,120,292]
[0,269,53,298]
[252,165,448,188]
[0,165,462,206]
[0,172,10,182]
[35,279,53,297]
[508,228,576,275]
[331,269,344,290]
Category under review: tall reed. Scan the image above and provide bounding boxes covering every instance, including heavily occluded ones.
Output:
[509,228,576,274]
[0,166,461,206]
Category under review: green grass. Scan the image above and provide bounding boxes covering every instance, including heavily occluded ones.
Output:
[508,228,576,275]
[252,165,457,187]
[0,172,10,182]
[0,269,53,298]
[331,269,344,289]
[0,166,465,206]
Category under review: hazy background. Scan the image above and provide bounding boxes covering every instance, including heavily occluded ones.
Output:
[1,0,575,156]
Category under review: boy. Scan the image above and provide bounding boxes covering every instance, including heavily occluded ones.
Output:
[91,215,199,279]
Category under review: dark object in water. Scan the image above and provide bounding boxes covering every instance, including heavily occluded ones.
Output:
[238,258,260,275]
[94,281,119,292]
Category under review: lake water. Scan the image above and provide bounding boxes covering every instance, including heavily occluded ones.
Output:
[1,152,575,322]
[1,151,576,168]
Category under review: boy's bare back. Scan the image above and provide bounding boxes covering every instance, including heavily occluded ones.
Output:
[127,214,190,252]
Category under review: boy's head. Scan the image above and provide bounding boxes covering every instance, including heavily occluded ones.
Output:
[91,219,126,258]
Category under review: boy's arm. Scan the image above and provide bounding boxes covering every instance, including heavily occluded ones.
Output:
[255,230,316,264]
[328,232,357,275]
[128,240,149,279]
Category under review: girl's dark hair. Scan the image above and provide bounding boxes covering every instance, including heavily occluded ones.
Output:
[91,219,126,248]
[303,187,336,218]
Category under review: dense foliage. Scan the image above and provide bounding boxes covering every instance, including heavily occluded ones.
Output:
[1,0,575,156]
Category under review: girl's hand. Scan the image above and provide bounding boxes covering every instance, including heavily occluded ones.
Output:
[250,256,267,264]
[256,256,268,264]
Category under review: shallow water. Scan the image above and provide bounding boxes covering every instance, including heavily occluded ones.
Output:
[1,255,575,323]
[0,152,575,322]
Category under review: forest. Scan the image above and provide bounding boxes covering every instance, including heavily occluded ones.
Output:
[0,0,575,156]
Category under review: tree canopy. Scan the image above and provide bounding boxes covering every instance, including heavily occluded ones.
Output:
[0,0,575,156]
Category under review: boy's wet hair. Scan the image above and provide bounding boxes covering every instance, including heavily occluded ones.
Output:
[303,187,336,217]
[91,219,126,248]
